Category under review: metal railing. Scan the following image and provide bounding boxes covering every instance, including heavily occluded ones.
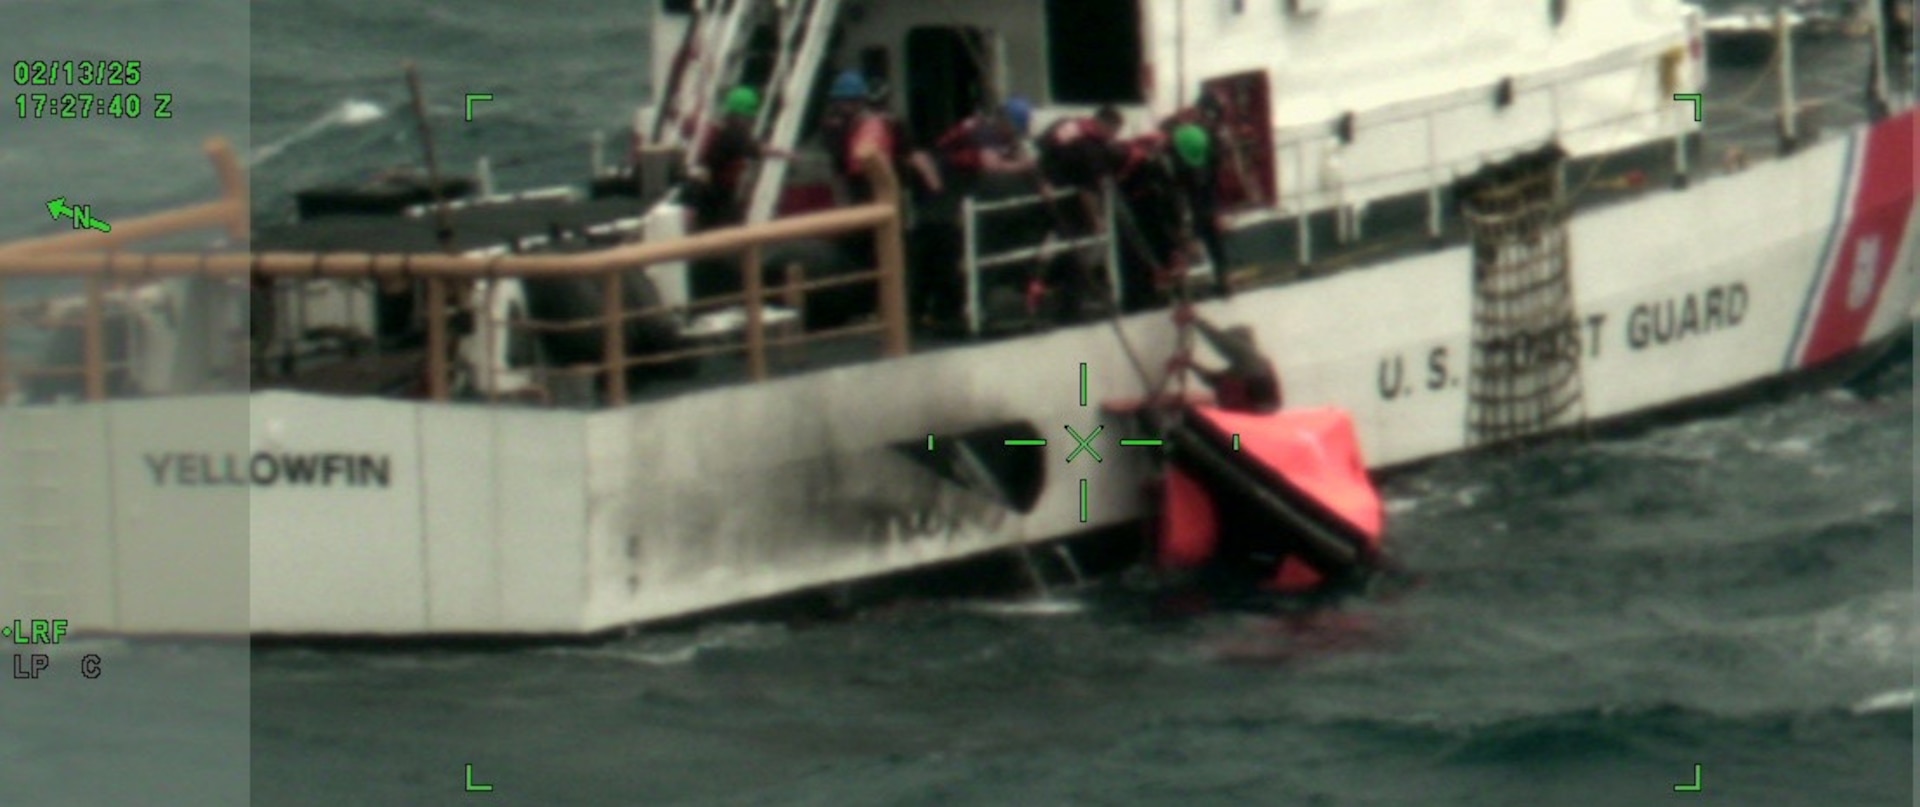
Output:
[0,139,913,407]
[1244,8,1896,267]
[958,182,1121,336]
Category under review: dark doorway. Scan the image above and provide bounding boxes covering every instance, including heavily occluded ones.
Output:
[1199,71,1277,211]
[905,27,987,146]
[1045,0,1143,103]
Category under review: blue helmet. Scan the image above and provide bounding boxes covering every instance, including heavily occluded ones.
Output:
[1002,96,1032,135]
[829,70,869,101]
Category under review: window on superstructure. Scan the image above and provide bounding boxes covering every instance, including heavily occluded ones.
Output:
[664,0,693,15]
[1044,0,1144,104]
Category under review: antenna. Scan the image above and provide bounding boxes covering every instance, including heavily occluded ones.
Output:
[404,61,458,254]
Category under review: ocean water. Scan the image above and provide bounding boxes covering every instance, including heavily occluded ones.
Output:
[1,1,1913,805]
[0,0,250,244]
[0,2,253,804]
[248,0,648,226]
[244,362,1915,806]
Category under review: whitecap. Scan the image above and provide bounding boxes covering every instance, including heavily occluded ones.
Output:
[540,622,789,667]
[1808,591,1917,667]
[1850,688,1914,715]
[248,98,388,167]
[336,99,385,125]
[958,598,1086,617]
[1859,497,1902,517]
[1765,437,1814,456]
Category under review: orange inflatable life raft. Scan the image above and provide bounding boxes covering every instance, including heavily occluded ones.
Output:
[1153,405,1387,593]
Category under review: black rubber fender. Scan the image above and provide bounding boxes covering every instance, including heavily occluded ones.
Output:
[521,270,682,369]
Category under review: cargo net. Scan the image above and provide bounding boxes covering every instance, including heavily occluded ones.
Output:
[1457,147,1587,446]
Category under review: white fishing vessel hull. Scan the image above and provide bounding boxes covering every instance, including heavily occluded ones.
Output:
[7,109,1911,637]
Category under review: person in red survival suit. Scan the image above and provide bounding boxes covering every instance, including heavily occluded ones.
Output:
[914,97,1038,327]
[1036,105,1125,225]
[1033,105,1125,322]
[1168,305,1283,413]
[1111,130,1184,312]
[935,96,1037,193]
[818,70,944,204]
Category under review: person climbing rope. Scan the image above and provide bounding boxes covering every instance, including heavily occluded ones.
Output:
[1166,304,1282,414]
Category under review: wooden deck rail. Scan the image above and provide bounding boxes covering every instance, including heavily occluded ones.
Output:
[0,140,913,405]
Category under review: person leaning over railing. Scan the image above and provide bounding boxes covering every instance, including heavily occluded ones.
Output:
[1033,105,1124,323]
[935,97,1038,195]
[918,97,1040,328]
[1111,128,1184,312]
[1036,105,1124,233]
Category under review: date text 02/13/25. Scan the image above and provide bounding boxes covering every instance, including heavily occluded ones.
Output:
[15,60,143,86]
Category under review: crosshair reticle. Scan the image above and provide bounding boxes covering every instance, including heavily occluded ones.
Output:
[924,363,1245,523]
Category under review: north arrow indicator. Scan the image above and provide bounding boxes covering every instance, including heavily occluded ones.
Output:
[46,197,111,233]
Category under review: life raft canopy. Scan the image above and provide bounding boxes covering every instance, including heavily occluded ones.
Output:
[1156,404,1389,594]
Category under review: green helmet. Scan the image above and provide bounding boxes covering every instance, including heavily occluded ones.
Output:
[1173,124,1210,168]
[724,86,761,118]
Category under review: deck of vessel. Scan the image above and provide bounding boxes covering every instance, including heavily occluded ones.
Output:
[247,30,1897,405]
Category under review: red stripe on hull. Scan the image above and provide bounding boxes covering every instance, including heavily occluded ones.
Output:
[1800,110,1917,367]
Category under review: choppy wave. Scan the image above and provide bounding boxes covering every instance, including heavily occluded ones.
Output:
[1851,688,1915,715]
[537,622,793,667]
[248,98,389,168]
